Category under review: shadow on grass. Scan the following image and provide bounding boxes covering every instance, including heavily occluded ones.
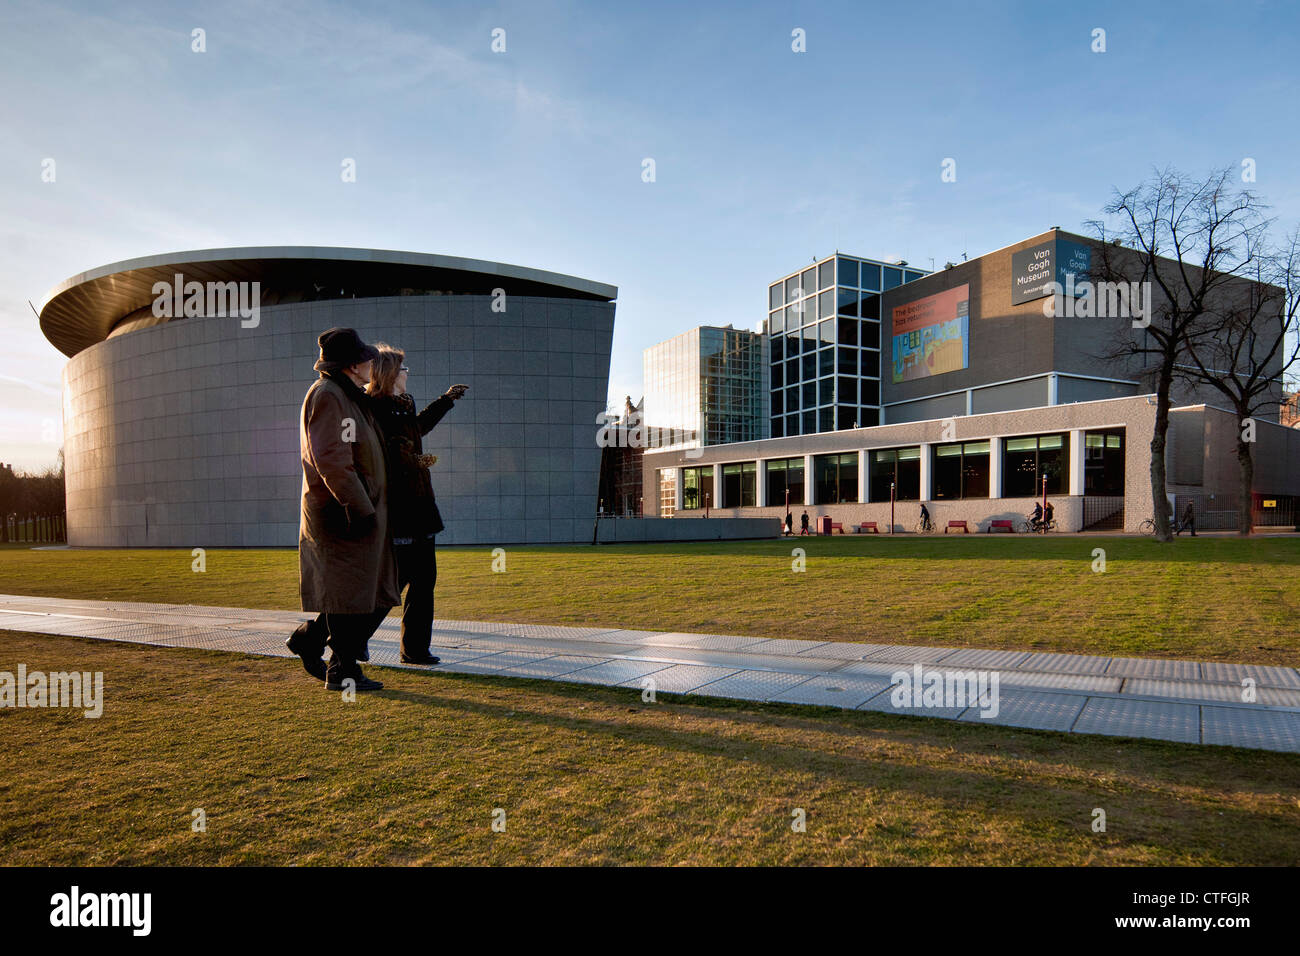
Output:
[368,669,1300,864]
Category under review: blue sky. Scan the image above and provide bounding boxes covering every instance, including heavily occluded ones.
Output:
[2,0,1297,470]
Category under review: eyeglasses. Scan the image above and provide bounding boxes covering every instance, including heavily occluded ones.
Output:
[399,366,410,372]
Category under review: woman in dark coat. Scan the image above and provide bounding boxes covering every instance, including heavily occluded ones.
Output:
[365,344,467,664]
[289,327,399,692]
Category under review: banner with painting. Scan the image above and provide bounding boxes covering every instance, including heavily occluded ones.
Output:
[891,284,970,383]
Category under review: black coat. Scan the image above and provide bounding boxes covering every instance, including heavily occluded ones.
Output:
[366,392,455,541]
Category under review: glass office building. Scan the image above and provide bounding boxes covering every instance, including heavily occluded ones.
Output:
[642,325,768,450]
[767,255,927,438]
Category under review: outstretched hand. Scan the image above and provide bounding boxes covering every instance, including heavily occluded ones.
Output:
[444,384,469,401]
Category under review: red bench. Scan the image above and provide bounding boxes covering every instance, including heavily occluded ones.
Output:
[987,520,1014,533]
[854,522,879,534]
[945,520,970,534]
[827,521,844,534]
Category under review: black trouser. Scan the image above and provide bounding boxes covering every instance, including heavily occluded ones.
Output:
[322,608,390,681]
[394,537,437,658]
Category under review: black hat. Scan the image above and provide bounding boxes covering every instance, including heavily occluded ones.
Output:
[314,327,379,372]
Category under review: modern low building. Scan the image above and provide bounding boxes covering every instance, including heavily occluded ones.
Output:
[644,229,1300,531]
[40,247,617,547]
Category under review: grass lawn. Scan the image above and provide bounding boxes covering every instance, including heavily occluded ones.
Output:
[0,536,1297,664]
[2,630,1298,866]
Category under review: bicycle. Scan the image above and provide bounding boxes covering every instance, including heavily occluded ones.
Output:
[915,515,936,534]
[1020,513,1058,534]
[1138,517,1157,535]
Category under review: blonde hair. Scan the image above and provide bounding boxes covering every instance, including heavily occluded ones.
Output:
[366,343,406,397]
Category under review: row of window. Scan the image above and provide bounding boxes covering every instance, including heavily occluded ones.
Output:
[676,432,1124,507]
[772,375,880,413]
[772,406,882,437]
[768,259,926,311]
[769,289,885,332]
[773,350,882,389]
[772,319,882,357]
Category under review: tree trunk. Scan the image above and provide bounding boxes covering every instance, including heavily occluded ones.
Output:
[1236,419,1254,536]
[1150,364,1174,542]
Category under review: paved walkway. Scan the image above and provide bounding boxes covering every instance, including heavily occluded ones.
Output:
[1,594,1298,753]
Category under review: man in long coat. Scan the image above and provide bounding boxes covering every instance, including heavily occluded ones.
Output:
[287,327,399,692]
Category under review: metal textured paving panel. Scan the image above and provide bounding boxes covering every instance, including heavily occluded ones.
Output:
[640,633,770,652]
[592,628,687,644]
[938,649,1032,668]
[401,646,503,667]
[488,655,607,680]
[1012,653,1112,675]
[558,659,673,686]
[1198,661,1300,691]
[1123,678,1253,705]
[860,645,955,664]
[839,659,910,678]
[1072,697,1200,743]
[738,639,831,657]
[1105,657,1201,680]
[615,664,741,695]
[1200,707,1300,753]
[958,689,1086,731]
[857,688,970,720]
[685,669,814,702]
[769,675,893,710]
[997,670,1122,693]
[795,641,888,660]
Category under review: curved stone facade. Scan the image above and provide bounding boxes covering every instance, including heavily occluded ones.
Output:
[62,294,614,546]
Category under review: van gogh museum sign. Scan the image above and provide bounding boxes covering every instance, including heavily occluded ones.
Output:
[1010,238,1092,305]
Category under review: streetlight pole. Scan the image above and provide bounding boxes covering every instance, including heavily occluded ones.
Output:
[890,481,896,534]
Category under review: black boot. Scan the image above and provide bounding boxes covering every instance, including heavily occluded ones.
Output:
[324,654,384,692]
[400,650,442,665]
[286,618,327,681]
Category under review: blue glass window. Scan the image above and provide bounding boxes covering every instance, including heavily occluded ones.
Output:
[883,267,902,290]
[838,287,858,316]
[862,320,880,350]
[859,292,880,320]
[860,263,881,291]
[837,257,858,288]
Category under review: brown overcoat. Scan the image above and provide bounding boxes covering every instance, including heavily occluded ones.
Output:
[298,372,399,613]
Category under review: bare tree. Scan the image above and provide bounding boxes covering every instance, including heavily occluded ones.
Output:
[1182,231,1300,533]
[1087,167,1271,541]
